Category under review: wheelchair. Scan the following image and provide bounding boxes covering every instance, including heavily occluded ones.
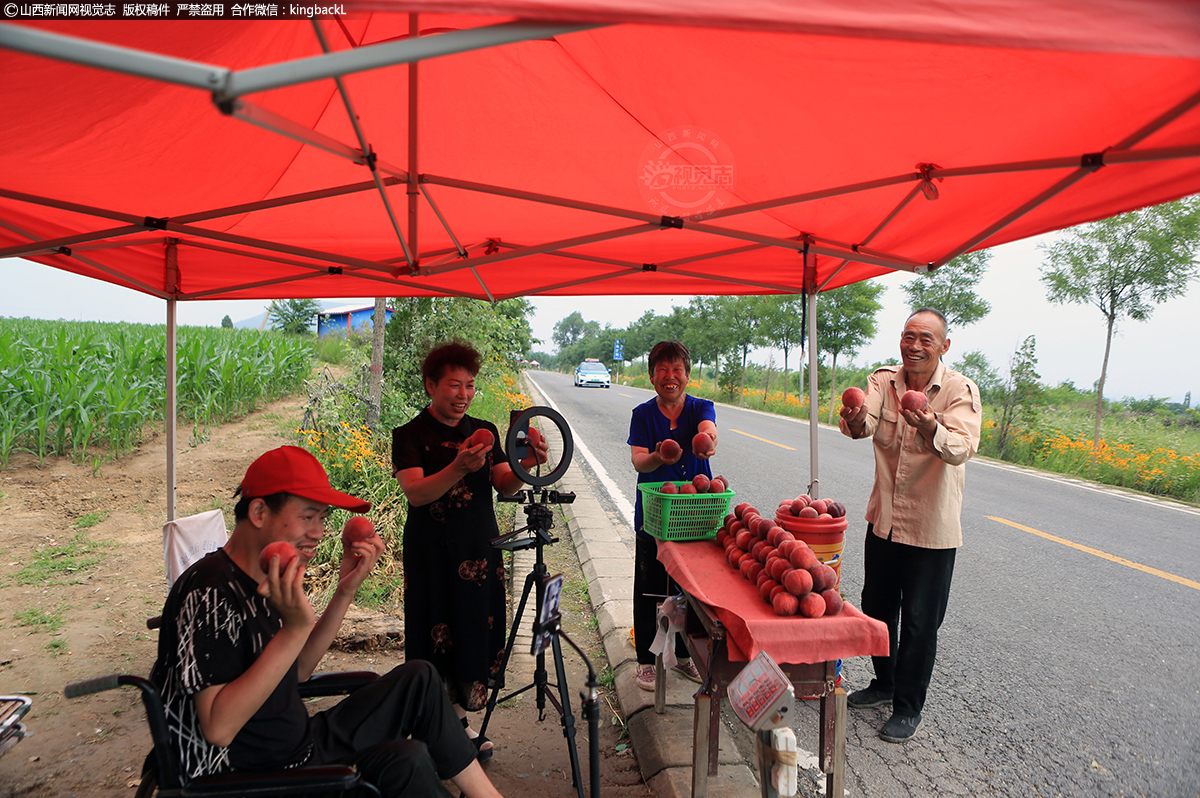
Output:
[65,671,382,797]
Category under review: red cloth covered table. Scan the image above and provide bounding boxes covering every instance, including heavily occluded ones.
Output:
[657,541,889,663]
[655,540,889,798]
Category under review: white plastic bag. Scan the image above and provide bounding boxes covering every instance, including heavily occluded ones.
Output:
[162,509,228,585]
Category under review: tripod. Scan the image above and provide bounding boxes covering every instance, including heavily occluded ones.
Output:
[482,491,587,798]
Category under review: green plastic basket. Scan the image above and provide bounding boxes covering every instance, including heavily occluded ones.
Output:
[638,482,735,541]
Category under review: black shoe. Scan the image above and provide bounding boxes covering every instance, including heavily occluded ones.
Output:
[461,716,494,763]
[879,712,922,743]
[846,686,893,708]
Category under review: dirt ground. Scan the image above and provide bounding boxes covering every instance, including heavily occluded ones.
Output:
[0,393,651,798]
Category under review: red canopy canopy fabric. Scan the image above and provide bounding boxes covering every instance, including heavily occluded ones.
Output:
[2,3,1199,304]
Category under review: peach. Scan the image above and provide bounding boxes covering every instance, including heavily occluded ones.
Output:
[659,438,683,461]
[739,557,757,580]
[795,494,812,506]
[758,578,780,602]
[342,516,376,542]
[755,517,776,537]
[821,589,844,616]
[901,390,927,412]
[723,513,737,529]
[799,592,827,618]
[679,483,698,494]
[809,499,828,515]
[728,548,747,568]
[789,545,819,571]
[775,530,795,544]
[736,530,753,550]
[259,541,298,574]
[783,567,814,597]
[693,473,711,492]
[757,570,774,588]
[789,498,806,516]
[767,558,790,582]
[708,477,726,493]
[692,431,715,456]
[464,428,494,449]
[798,506,819,519]
[841,387,865,409]
[734,502,751,518]
[809,563,838,593]
[773,591,799,616]
[770,583,789,603]
[660,482,679,494]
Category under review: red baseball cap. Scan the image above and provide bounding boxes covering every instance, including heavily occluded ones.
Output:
[239,446,370,513]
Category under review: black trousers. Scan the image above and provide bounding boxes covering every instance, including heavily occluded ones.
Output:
[633,535,690,665]
[309,660,477,798]
[860,525,956,717]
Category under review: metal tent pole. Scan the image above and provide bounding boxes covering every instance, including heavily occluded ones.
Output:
[807,291,819,499]
[165,288,178,523]
[805,248,820,499]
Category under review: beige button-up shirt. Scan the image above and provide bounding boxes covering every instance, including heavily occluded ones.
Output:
[839,361,981,549]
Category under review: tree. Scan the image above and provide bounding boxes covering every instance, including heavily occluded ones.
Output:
[902,250,992,329]
[220,314,233,329]
[267,298,322,335]
[705,296,763,404]
[816,282,885,422]
[952,350,1002,403]
[366,298,386,431]
[995,335,1041,460]
[552,311,591,349]
[757,295,806,404]
[1040,197,1200,449]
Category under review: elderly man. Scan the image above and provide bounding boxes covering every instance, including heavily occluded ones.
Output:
[839,307,981,743]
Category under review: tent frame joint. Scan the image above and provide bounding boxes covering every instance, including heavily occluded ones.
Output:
[55,246,72,257]
[1081,152,1106,170]
[660,215,684,229]
[144,216,169,230]
[642,263,657,272]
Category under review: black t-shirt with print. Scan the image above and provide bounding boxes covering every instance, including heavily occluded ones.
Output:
[150,549,311,778]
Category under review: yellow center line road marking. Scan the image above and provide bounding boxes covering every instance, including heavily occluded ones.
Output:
[988,516,1200,592]
[619,393,634,398]
[730,428,795,450]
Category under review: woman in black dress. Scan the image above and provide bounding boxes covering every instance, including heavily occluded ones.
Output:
[392,342,546,762]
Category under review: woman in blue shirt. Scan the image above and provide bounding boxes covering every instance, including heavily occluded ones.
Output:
[627,340,718,691]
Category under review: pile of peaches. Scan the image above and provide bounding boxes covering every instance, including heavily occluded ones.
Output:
[715,502,843,618]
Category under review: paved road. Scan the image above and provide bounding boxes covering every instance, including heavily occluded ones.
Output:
[527,370,1200,798]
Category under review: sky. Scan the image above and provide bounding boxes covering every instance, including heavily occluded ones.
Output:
[2,230,1197,403]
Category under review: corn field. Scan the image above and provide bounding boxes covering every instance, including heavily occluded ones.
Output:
[0,318,313,467]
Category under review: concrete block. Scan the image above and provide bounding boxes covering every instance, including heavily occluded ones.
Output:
[594,599,633,636]
[581,556,631,587]
[626,698,747,778]
[576,538,633,567]
[646,762,763,798]
[601,626,635,670]
[613,660,701,718]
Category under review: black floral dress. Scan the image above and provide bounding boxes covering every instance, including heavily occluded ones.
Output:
[392,408,507,710]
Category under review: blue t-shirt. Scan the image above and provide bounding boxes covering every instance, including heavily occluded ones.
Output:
[627,394,716,538]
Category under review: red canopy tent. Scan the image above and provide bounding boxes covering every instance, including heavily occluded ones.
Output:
[2,1,1199,513]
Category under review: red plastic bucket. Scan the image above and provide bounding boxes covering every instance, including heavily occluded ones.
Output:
[772,512,847,578]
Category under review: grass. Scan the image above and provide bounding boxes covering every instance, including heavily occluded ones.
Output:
[15,604,69,632]
[73,509,108,529]
[16,532,113,585]
[44,638,68,656]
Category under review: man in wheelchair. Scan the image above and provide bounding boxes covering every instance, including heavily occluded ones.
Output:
[150,446,503,798]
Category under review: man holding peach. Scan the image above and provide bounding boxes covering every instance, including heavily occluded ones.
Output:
[839,307,982,743]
